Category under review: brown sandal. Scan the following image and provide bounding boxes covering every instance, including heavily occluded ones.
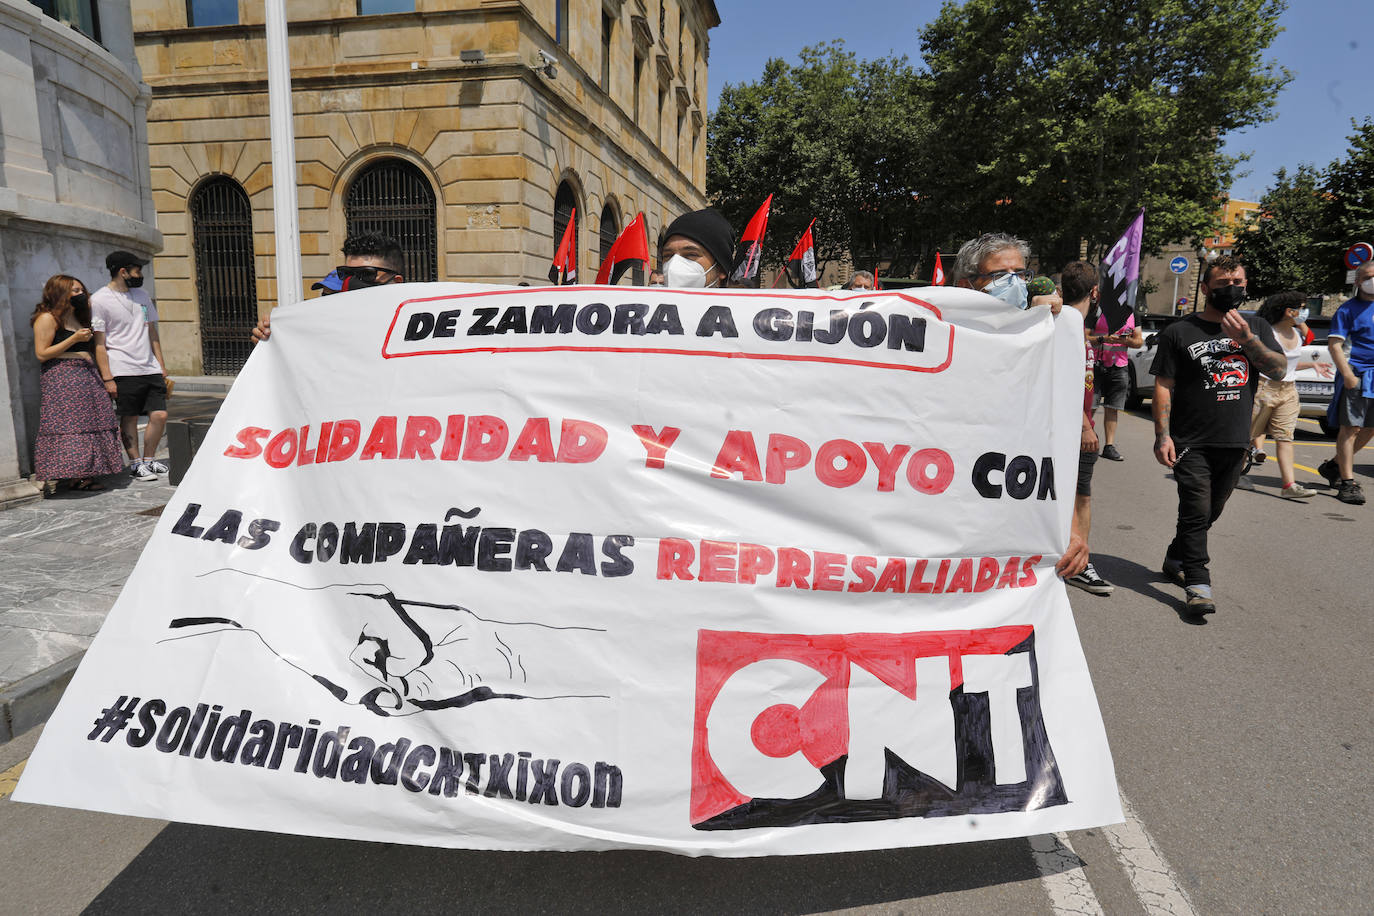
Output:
[71,478,106,491]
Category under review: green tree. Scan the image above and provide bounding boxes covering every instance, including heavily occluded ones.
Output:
[707,43,932,278]
[1326,118,1374,250]
[1233,166,1343,296]
[918,0,1291,267]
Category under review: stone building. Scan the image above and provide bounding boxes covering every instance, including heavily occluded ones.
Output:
[133,0,720,376]
[1,0,161,500]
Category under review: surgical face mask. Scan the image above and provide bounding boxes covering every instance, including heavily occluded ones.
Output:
[1360,277,1374,297]
[983,271,1029,310]
[663,254,714,288]
[124,272,144,289]
[1295,307,1310,324]
[70,293,89,310]
[1208,283,1246,311]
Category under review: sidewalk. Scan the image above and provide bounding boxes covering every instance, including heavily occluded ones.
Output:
[0,384,229,742]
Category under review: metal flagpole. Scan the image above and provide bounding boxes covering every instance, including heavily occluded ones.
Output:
[265,0,302,306]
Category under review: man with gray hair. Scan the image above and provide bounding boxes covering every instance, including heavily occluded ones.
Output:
[955,232,1086,579]
[846,270,875,291]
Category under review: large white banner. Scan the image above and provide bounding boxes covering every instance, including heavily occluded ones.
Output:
[16,283,1121,855]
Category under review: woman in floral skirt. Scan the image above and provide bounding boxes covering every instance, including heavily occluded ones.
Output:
[31,275,124,492]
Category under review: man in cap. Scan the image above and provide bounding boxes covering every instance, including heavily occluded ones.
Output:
[658,209,735,288]
[90,250,168,481]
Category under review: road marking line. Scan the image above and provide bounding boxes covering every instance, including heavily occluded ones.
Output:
[0,760,26,800]
[1031,831,1105,915]
[1101,793,1198,915]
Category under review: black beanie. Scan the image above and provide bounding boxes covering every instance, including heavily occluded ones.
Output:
[662,208,735,274]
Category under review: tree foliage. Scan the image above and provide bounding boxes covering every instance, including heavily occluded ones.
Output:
[1235,119,1374,296]
[918,0,1290,267]
[1233,166,1341,296]
[708,2,1291,277]
[707,43,931,276]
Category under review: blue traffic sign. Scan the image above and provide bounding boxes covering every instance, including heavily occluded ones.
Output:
[1169,257,1189,274]
[1345,243,1373,270]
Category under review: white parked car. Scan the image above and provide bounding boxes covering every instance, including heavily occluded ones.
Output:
[1124,313,1339,435]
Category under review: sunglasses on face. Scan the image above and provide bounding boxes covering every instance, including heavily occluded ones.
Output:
[335,265,399,288]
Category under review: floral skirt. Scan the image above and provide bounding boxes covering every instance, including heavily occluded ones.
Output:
[32,358,124,480]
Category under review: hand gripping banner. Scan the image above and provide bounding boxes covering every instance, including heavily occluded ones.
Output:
[16,283,1122,855]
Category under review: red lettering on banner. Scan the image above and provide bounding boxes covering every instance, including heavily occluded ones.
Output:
[555,420,608,463]
[399,416,442,460]
[712,430,762,480]
[360,416,398,460]
[631,425,681,469]
[509,418,556,462]
[765,434,810,484]
[224,426,269,459]
[463,416,508,461]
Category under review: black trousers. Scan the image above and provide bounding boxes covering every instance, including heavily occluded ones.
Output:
[1165,446,1248,587]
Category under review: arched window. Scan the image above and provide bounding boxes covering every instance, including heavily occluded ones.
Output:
[345,158,438,282]
[599,203,619,267]
[553,180,580,272]
[190,176,257,375]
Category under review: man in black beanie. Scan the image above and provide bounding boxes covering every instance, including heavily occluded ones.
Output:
[659,208,735,288]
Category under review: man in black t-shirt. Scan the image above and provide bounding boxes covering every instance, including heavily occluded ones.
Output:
[1150,255,1285,615]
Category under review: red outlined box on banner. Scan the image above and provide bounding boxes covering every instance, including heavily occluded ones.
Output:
[381,287,955,374]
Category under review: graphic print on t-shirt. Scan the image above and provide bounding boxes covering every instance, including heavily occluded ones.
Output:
[1186,338,1249,398]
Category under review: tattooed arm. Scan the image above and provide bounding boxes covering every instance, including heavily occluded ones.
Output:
[1221,310,1286,380]
[1152,377,1176,467]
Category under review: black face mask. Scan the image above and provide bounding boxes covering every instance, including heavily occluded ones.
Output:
[124,272,144,289]
[1209,284,1246,311]
[70,293,89,309]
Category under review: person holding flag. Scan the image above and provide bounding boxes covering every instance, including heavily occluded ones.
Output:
[658,208,735,288]
[1094,210,1145,460]
[595,212,650,285]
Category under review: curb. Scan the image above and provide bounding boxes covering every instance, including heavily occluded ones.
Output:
[0,651,85,744]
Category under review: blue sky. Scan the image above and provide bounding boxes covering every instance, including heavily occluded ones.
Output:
[707,0,1368,203]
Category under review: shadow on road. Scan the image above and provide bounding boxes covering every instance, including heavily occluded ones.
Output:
[1090,554,1209,626]
[86,824,1044,914]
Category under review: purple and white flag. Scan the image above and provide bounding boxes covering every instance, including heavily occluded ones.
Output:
[1099,209,1143,332]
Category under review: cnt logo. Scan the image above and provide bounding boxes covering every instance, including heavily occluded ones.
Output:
[690,627,1067,830]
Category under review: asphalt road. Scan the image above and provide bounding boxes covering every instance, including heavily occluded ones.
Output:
[1,407,1369,915]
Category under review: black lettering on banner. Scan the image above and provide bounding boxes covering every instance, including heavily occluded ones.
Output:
[476,528,515,572]
[126,698,165,748]
[561,763,592,807]
[514,530,553,571]
[469,307,498,335]
[191,705,223,758]
[404,312,434,340]
[370,738,411,786]
[295,719,321,773]
[613,303,647,334]
[317,523,339,562]
[155,706,190,753]
[556,533,596,575]
[973,452,1006,498]
[290,523,316,563]
[239,720,274,767]
[530,304,575,334]
[463,752,486,794]
[529,758,560,805]
[312,727,351,778]
[600,535,635,577]
[753,308,792,342]
[340,523,375,564]
[645,304,684,335]
[438,522,480,566]
[210,709,251,762]
[201,511,242,545]
[433,309,461,338]
[403,524,439,565]
[269,722,303,769]
[495,307,527,335]
[237,518,279,550]
[340,736,375,784]
[516,751,531,801]
[172,504,205,539]
[576,303,612,334]
[696,305,739,338]
[593,761,623,808]
[401,745,436,792]
[428,748,464,797]
[374,523,407,563]
[485,753,515,798]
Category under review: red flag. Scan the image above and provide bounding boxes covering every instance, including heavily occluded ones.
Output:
[729,194,773,284]
[932,251,946,286]
[785,219,818,288]
[549,208,577,285]
[595,212,650,284]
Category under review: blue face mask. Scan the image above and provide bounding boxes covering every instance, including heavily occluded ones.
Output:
[1296,307,1310,324]
[984,271,1029,310]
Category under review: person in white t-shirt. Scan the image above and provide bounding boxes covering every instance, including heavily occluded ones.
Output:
[90,251,168,481]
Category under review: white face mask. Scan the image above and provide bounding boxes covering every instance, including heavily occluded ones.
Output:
[983,271,1029,310]
[1296,307,1310,324]
[663,254,715,288]
[1360,277,1374,297]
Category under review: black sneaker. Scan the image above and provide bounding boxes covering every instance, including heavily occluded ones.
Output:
[1066,563,1115,596]
[1161,558,1185,587]
[1318,458,1340,487]
[1100,444,1123,461]
[1337,480,1366,505]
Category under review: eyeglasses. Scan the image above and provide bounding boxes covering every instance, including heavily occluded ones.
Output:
[335,265,399,288]
[973,268,1033,283]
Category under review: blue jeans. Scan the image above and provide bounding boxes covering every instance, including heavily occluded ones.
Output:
[1165,446,1248,587]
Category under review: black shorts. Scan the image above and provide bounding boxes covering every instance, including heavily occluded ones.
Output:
[1076,448,1098,497]
[1093,365,1130,411]
[114,374,167,417]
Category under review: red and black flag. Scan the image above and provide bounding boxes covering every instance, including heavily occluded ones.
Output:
[932,251,946,286]
[595,212,650,285]
[785,219,819,288]
[549,208,577,285]
[729,194,773,285]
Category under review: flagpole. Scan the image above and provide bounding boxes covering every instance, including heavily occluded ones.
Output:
[265,0,302,306]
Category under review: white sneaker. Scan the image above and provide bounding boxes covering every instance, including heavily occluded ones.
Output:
[144,459,169,474]
[131,461,158,481]
[1280,483,1316,499]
